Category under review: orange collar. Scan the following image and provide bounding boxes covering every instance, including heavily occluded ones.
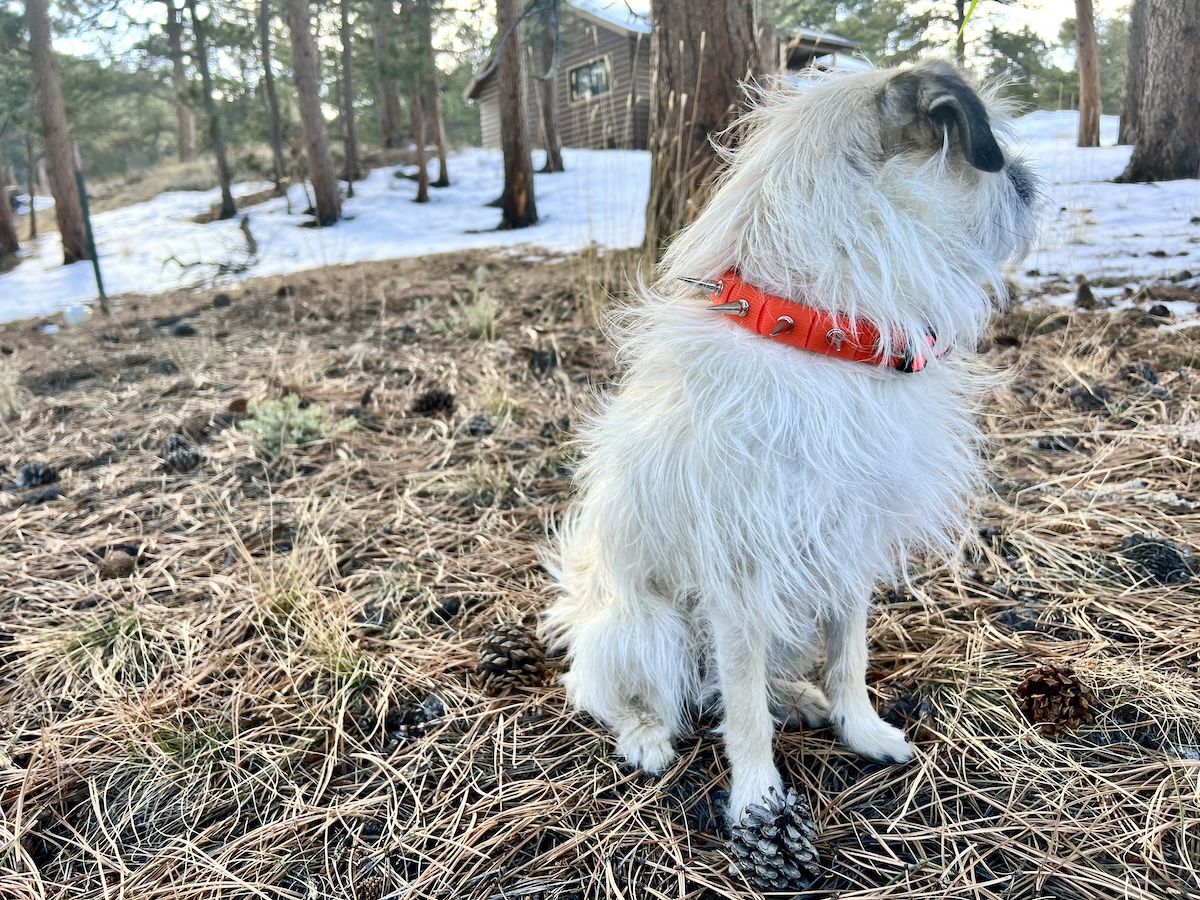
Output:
[693,270,931,373]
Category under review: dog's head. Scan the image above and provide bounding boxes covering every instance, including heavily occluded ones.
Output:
[663,61,1040,350]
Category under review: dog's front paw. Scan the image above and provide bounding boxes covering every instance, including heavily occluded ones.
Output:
[616,723,677,775]
[726,773,786,826]
[838,713,915,765]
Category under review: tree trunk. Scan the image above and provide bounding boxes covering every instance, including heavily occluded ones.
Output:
[410,84,429,202]
[259,0,287,195]
[27,0,89,263]
[495,0,537,228]
[373,0,403,148]
[341,0,361,191]
[643,0,762,261]
[535,7,564,173]
[429,85,450,186]
[0,166,19,259]
[1075,0,1101,147]
[1117,0,1200,182]
[1119,0,1148,145]
[954,0,966,67]
[164,0,196,163]
[185,0,237,220]
[25,132,37,239]
[285,0,342,224]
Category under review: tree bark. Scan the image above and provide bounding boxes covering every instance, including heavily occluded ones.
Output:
[1119,0,1148,145]
[429,85,450,186]
[954,0,966,67]
[1117,0,1200,182]
[341,0,361,190]
[643,0,762,261]
[185,0,236,220]
[409,82,429,202]
[535,6,564,173]
[285,0,341,224]
[164,0,196,163]
[25,132,37,239]
[27,0,89,263]
[373,0,403,148]
[495,0,537,228]
[0,165,19,259]
[1075,0,1101,147]
[259,0,287,195]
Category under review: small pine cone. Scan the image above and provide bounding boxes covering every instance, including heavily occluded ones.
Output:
[355,874,384,900]
[1119,534,1191,585]
[15,462,58,488]
[728,788,820,892]
[1016,663,1096,737]
[411,389,455,417]
[160,433,201,473]
[478,622,547,695]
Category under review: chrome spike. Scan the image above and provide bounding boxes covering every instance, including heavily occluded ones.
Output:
[825,328,846,351]
[678,276,722,293]
[707,299,749,317]
[770,316,795,336]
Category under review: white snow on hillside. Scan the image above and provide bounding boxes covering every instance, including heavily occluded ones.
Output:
[1,110,1198,324]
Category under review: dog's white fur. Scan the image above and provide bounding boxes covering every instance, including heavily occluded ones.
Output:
[543,61,1038,822]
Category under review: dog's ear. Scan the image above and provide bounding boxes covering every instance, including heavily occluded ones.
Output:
[881,63,1005,173]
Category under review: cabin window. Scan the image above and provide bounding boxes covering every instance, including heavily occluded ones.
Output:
[569,58,611,102]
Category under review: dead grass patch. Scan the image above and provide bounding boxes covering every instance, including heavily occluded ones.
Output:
[1,262,1199,899]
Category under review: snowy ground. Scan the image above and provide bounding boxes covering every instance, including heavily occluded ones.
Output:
[1,110,1198,324]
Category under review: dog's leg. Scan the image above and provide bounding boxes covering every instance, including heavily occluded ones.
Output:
[824,601,914,764]
[773,678,832,728]
[711,611,784,822]
[556,602,691,775]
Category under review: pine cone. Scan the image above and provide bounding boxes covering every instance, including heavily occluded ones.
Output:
[411,389,455,416]
[478,622,547,695]
[1016,663,1096,736]
[1119,534,1191,585]
[15,462,58,488]
[355,874,384,900]
[160,433,201,473]
[728,787,820,891]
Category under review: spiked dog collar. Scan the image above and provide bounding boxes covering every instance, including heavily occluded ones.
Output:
[683,271,932,373]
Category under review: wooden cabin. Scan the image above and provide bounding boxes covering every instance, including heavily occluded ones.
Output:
[463,1,861,152]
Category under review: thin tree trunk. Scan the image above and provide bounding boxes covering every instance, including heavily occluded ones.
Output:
[1075,0,1101,147]
[409,83,429,202]
[185,0,237,220]
[25,132,36,239]
[373,0,403,148]
[26,0,88,263]
[164,0,196,163]
[1119,0,1148,145]
[954,0,966,67]
[429,86,450,186]
[644,0,762,261]
[285,0,341,224]
[1117,0,1200,182]
[0,166,19,259]
[535,7,564,173]
[259,0,287,195]
[341,0,361,190]
[496,0,537,228]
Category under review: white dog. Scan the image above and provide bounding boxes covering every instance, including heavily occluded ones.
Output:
[543,61,1038,823]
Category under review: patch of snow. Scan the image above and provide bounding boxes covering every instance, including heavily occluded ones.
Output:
[0,148,649,323]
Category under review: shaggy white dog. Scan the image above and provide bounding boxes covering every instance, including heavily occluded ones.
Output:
[543,61,1039,823]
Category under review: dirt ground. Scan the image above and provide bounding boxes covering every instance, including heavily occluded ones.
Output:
[1,251,1199,899]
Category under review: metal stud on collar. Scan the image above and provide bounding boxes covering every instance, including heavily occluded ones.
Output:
[825,328,846,351]
[677,276,723,293]
[708,299,750,316]
[770,316,795,336]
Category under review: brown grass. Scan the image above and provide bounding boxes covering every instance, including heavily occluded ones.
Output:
[1,253,1199,899]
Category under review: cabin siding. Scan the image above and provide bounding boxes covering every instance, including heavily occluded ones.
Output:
[473,7,651,151]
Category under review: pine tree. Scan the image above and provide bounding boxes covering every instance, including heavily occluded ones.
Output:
[285,0,341,224]
[495,0,536,228]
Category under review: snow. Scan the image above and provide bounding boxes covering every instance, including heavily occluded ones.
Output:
[567,0,650,34]
[1,108,1198,326]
